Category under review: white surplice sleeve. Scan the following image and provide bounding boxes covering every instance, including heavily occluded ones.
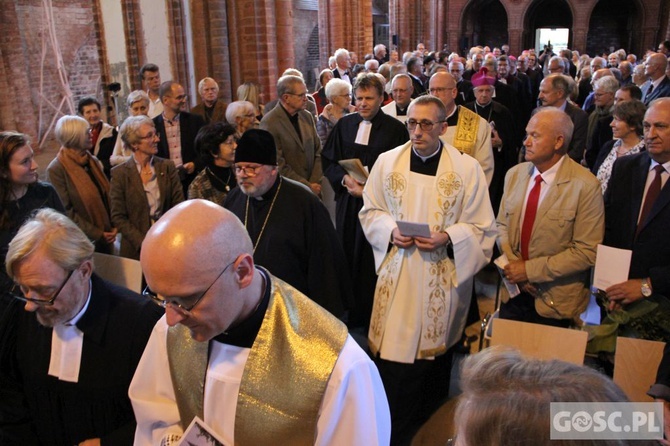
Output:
[315,336,391,445]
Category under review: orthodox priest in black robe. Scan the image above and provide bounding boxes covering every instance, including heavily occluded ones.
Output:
[224,129,351,318]
[321,74,409,329]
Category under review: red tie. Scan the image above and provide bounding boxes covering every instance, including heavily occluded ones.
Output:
[636,165,665,238]
[520,175,543,260]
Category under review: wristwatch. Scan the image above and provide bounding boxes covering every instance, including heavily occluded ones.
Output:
[641,278,652,298]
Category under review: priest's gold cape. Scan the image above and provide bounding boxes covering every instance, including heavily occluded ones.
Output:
[167,274,348,445]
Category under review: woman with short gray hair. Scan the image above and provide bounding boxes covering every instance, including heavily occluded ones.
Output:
[225,100,258,138]
[110,116,184,259]
[316,78,353,148]
[110,90,152,168]
[47,115,117,253]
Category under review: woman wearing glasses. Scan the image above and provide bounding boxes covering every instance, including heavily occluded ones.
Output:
[109,90,151,168]
[188,122,238,205]
[110,116,184,260]
[0,131,64,292]
[47,115,117,254]
[316,78,353,148]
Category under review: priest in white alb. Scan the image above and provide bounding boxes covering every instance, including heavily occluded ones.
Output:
[359,95,497,445]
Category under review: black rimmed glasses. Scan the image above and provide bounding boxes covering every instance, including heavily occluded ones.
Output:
[8,269,75,306]
[143,258,237,314]
[406,119,446,132]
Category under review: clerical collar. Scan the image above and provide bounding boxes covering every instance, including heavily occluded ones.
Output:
[212,267,271,348]
[412,141,443,162]
[67,279,92,327]
[410,142,443,176]
[396,104,408,116]
[255,175,281,201]
[446,105,459,126]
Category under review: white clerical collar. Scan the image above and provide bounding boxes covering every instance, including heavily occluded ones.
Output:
[355,120,373,145]
[412,141,443,162]
[48,279,92,383]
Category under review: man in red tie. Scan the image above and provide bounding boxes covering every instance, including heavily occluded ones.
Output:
[496,107,604,327]
[604,98,670,310]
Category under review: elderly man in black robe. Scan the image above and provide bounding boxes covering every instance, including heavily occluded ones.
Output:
[322,74,409,330]
[0,208,162,445]
[224,129,351,318]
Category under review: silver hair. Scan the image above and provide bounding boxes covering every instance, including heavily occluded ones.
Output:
[325,78,352,101]
[54,115,89,150]
[6,208,94,278]
[119,115,154,150]
[126,90,150,108]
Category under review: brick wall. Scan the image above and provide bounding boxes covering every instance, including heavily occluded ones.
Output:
[0,0,102,146]
[292,9,320,90]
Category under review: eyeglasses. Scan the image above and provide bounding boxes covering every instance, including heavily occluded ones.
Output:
[287,92,307,99]
[8,269,75,306]
[234,165,265,177]
[428,86,456,95]
[143,258,237,314]
[406,119,446,131]
[139,131,159,140]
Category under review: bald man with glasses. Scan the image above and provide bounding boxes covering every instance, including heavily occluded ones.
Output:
[1,208,162,445]
[130,199,390,445]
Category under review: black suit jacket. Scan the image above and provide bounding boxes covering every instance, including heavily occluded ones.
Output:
[153,112,205,188]
[604,152,670,296]
[564,102,589,163]
[642,76,670,105]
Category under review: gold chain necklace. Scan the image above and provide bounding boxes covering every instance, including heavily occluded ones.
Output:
[244,177,282,253]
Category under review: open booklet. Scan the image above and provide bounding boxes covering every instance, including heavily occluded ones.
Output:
[178,416,226,446]
[338,159,369,184]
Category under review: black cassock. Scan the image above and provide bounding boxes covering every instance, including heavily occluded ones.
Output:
[0,275,162,445]
[224,176,352,318]
[321,110,409,329]
[465,100,519,214]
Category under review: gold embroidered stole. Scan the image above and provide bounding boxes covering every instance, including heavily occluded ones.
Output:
[235,276,348,445]
[451,106,480,156]
[166,324,209,429]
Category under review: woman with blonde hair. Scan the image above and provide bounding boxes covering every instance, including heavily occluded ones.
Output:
[237,82,265,120]
[47,115,117,253]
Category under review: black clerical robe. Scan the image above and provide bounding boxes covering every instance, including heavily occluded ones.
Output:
[223,176,352,318]
[465,101,519,214]
[0,275,162,445]
[321,110,409,328]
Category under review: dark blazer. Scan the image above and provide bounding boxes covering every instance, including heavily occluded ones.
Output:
[642,76,670,106]
[604,152,670,296]
[564,102,589,163]
[409,74,426,98]
[153,111,206,187]
[259,104,322,188]
[110,156,184,259]
[191,100,227,124]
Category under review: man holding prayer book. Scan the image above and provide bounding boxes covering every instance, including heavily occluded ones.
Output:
[359,95,496,444]
[322,73,408,330]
